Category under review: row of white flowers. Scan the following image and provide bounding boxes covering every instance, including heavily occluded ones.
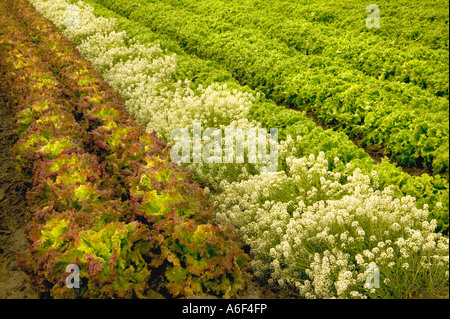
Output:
[214,153,448,298]
[30,0,449,298]
[33,0,281,189]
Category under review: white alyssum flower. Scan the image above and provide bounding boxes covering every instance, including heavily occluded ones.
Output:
[213,155,449,299]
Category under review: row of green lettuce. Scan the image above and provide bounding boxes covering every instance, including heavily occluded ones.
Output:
[88,0,449,177]
[31,0,449,298]
[1,0,247,298]
[45,0,448,234]
[220,0,448,50]
[150,0,449,98]
[265,0,449,51]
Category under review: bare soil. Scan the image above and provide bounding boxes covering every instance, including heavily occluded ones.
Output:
[0,80,40,299]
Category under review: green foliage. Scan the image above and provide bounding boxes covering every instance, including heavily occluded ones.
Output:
[22,0,448,300]
[147,215,248,298]
[127,156,213,224]
[14,101,64,136]
[52,221,152,299]
[14,118,83,166]
[72,0,449,234]
[161,0,448,97]
[91,0,449,175]
[22,212,152,298]
[27,152,113,211]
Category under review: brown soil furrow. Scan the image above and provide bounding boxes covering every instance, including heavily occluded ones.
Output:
[0,78,39,299]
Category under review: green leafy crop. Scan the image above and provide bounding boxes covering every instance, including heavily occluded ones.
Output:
[128,157,213,224]
[54,221,152,299]
[148,216,248,298]
[28,152,113,211]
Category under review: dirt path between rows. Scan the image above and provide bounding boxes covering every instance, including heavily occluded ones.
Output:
[0,77,40,299]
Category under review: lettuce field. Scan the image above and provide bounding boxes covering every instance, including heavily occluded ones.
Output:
[0,0,448,300]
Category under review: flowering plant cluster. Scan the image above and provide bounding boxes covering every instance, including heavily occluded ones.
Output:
[1,0,247,299]
[213,153,449,298]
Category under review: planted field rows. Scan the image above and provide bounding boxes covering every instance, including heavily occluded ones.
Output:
[0,0,448,299]
[1,0,248,298]
[56,0,449,231]
[89,0,449,177]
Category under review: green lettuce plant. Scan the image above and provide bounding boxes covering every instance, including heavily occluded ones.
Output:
[27,152,114,211]
[127,156,213,224]
[21,213,152,298]
[147,214,248,298]
[14,115,83,168]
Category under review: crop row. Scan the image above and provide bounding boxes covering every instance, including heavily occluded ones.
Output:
[0,0,247,298]
[31,0,450,298]
[49,0,449,234]
[154,0,449,98]
[264,0,449,51]
[89,0,449,176]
